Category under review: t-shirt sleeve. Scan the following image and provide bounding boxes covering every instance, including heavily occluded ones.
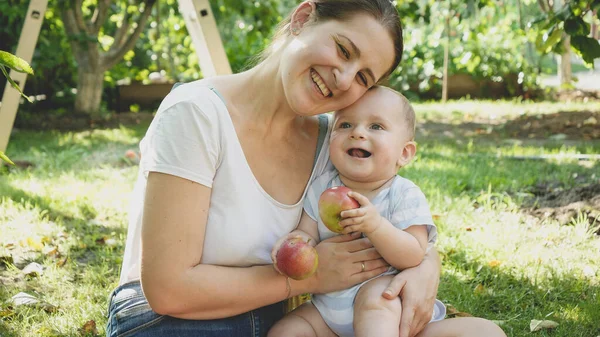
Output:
[390,185,437,244]
[140,98,220,187]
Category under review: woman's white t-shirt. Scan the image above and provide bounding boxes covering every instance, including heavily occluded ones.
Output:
[119,80,332,285]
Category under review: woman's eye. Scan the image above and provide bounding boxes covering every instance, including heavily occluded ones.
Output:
[340,122,351,129]
[358,73,368,86]
[370,124,383,130]
[337,43,350,59]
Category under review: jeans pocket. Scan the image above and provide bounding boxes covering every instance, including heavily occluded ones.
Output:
[112,289,164,337]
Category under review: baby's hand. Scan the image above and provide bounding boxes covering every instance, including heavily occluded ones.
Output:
[339,191,383,235]
[271,233,304,274]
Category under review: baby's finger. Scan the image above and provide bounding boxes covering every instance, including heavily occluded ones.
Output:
[339,216,363,228]
[340,208,366,218]
[348,191,371,206]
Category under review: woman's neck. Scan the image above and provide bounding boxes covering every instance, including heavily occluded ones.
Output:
[220,58,301,135]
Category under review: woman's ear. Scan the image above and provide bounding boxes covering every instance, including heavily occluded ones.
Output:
[397,141,417,169]
[290,1,317,35]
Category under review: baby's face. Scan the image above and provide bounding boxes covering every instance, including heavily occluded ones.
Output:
[330,88,412,184]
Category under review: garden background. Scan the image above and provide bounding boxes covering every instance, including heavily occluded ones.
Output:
[1,0,599,336]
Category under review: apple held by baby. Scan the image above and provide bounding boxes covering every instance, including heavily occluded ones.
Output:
[318,186,360,234]
[275,237,318,280]
[273,187,359,280]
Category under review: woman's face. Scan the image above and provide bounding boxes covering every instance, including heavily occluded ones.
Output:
[280,12,396,116]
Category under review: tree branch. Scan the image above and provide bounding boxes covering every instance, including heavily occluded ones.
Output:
[101,0,157,70]
[91,0,111,35]
[73,0,90,34]
[110,3,132,54]
[61,7,83,60]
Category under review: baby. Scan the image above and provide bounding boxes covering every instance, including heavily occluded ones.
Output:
[269,86,506,337]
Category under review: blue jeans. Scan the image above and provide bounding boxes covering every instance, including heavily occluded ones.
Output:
[106,281,285,337]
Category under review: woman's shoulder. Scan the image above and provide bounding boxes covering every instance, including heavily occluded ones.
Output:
[157,79,228,117]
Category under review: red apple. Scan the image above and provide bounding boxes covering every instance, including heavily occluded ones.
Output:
[124,150,137,160]
[318,186,360,233]
[276,238,318,280]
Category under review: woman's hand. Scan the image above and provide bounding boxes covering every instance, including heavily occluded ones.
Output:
[270,232,308,275]
[382,248,441,337]
[309,233,389,294]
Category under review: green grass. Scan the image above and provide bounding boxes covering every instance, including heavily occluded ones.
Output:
[1,101,599,336]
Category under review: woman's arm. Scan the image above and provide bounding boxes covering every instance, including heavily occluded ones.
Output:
[141,172,389,319]
[141,172,302,318]
[382,247,441,337]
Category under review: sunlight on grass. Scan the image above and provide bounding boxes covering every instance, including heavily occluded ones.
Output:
[1,103,599,336]
[415,99,600,122]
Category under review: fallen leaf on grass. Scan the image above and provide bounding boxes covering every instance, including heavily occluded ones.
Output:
[530,319,559,332]
[22,262,44,277]
[488,260,502,267]
[43,246,60,258]
[56,255,68,267]
[79,320,98,335]
[445,304,474,318]
[474,284,486,295]
[0,308,15,318]
[25,237,44,251]
[10,292,57,313]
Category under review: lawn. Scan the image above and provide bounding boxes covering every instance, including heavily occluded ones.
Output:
[1,100,599,336]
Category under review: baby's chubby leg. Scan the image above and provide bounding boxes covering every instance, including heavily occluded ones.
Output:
[267,302,338,337]
[353,275,401,337]
[415,317,507,337]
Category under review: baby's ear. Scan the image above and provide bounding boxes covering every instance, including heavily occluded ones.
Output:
[397,141,417,168]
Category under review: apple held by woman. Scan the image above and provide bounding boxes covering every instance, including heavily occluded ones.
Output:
[276,237,319,280]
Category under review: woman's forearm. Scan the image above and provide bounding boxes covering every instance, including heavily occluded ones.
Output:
[421,245,441,279]
[143,263,313,319]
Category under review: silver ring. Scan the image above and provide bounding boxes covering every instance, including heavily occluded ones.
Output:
[361,262,365,272]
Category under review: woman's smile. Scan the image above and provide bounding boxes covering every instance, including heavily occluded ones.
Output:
[310,68,332,97]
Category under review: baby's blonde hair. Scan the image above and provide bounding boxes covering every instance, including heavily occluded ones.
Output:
[370,86,416,140]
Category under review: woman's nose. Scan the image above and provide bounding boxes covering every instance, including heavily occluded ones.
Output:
[333,66,356,91]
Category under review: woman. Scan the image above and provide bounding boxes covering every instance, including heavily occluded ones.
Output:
[106,1,440,336]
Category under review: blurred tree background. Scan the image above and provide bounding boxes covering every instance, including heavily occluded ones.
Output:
[0,0,598,123]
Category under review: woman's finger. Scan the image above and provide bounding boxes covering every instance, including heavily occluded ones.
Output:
[356,259,389,274]
[321,232,361,243]
[341,237,373,253]
[351,247,382,261]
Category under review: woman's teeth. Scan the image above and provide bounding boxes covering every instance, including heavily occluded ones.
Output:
[311,70,331,97]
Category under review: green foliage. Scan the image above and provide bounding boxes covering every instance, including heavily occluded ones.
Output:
[0,50,33,102]
[533,0,600,65]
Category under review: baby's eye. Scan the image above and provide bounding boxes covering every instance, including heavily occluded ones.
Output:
[370,124,383,130]
[339,122,352,129]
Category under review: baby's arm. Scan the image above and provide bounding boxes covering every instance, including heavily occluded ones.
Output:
[339,191,428,270]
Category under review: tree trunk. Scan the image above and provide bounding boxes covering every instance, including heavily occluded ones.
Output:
[558,34,572,87]
[75,70,105,116]
[61,0,156,115]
